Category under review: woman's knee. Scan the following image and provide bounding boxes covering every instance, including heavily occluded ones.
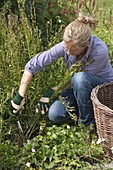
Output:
[72,72,90,89]
[48,100,69,123]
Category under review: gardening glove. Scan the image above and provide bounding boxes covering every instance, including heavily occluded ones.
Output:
[11,92,25,115]
[36,87,55,114]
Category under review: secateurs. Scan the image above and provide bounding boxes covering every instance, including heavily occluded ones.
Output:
[16,109,23,133]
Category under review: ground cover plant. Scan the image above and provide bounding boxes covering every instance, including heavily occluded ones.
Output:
[0,0,113,169]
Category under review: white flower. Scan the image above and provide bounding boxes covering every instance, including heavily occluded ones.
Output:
[67,125,70,129]
[96,138,105,144]
[31,148,36,152]
[62,130,66,135]
[91,140,95,145]
[47,21,50,24]
[40,126,43,130]
[26,162,31,167]
[52,134,57,138]
[58,19,62,23]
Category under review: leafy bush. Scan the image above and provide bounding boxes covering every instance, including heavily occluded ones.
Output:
[94,26,113,62]
[0,140,19,170]
[0,0,113,169]
[7,125,106,170]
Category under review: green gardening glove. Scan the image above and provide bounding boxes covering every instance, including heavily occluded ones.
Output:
[11,92,25,115]
[36,87,55,114]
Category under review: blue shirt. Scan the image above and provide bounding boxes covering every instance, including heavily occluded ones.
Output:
[25,35,113,82]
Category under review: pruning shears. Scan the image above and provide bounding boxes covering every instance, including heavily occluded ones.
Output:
[16,109,23,133]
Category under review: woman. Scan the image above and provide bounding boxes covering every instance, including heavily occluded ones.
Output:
[11,13,113,126]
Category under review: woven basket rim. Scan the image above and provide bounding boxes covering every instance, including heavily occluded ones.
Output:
[91,82,113,114]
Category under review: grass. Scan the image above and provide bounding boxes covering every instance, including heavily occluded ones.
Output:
[97,0,113,20]
[0,0,113,169]
[98,0,113,9]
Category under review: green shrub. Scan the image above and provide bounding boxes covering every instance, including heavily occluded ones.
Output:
[0,1,113,169]
[15,125,106,169]
[0,140,19,170]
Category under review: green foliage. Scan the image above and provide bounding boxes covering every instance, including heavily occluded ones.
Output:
[50,59,94,103]
[15,125,106,169]
[94,26,113,62]
[0,0,113,169]
[0,0,102,45]
[0,140,19,169]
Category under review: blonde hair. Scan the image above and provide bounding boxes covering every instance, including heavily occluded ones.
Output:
[63,13,97,47]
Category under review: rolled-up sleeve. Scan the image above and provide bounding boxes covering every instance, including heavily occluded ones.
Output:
[25,41,64,76]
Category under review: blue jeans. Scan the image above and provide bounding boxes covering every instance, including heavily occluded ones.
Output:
[48,72,106,126]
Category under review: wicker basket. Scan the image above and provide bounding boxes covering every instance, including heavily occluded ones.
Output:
[91,82,113,158]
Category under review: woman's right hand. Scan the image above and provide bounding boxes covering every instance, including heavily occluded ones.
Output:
[11,92,25,115]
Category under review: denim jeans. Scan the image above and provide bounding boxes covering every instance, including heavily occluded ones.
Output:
[48,72,106,126]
